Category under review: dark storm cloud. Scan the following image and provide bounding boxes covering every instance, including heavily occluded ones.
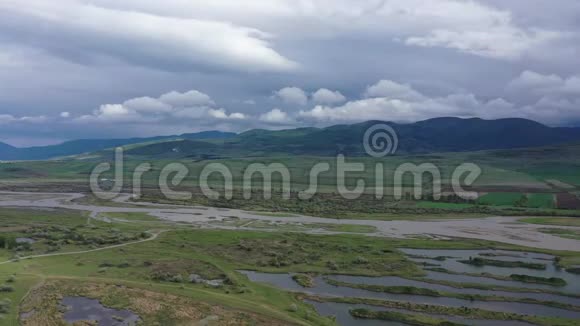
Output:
[1,0,580,146]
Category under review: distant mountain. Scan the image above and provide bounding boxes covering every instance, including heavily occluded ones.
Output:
[4,118,580,161]
[225,118,580,156]
[0,142,16,160]
[0,142,15,151]
[0,131,236,160]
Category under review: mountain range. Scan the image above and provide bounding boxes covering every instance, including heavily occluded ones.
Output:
[2,117,580,160]
[0,131,235,161]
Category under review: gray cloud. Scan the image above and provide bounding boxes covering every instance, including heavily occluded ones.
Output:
[1,0,580,146]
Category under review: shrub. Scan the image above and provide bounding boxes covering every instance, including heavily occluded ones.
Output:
[0,299,11,314]
[288,303,298,312]
[353,256,369,264]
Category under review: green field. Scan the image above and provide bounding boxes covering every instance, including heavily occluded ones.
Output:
[477,192,556,209]
[2,206,580,325]
[478,192,526,206]
[527,194,556,209]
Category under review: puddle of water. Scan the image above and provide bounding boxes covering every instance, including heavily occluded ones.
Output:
[20,310,35,320]
[399,248,580,293]
[61,297,140,326]
[239,271,580,319]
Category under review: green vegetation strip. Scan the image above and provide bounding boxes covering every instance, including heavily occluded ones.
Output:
[458,257,546,270]
[510,274,567,286]
[324,278,580,312]
[423,268,580,298]
[292,274,315,288]
[303,295,580,326]
[350,308,465,326]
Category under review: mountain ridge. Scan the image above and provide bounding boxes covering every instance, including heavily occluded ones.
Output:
[3,118,580,160]
[0,131,236,160]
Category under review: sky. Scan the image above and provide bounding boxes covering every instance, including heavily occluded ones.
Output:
[1,0,580,147]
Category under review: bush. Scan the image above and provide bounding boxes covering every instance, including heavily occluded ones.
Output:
[0,299,11,314]
[326,260,339,270]
[0,285,14,293]
[288,303,298,312]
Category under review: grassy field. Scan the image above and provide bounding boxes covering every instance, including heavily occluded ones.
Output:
[2,144,580,219]
[519,217,580,227]
[527,193,556,208]
[477,192,526,206]
[2,206,580,325]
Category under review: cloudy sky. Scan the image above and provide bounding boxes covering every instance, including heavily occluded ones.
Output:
[1,0,580,146]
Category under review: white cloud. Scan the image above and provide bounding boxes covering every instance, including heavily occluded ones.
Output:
[88,0,563,60]
[208,108,246,120]
[274,87,308,106]
[172,107,210,119]
[84,104,144,122]
[0,114,48,124]
[508,70,580,95]
[259,108,292,124]
[299,78,580,125]
[60,112,71,118]
[123,96,172,113]
[364,80,425,101]
[0,0,297,72]
[159,90,214,107]
[312,88,346,104]
[405,28,560,60]
[0,114,16,124]
[75,88,248,125]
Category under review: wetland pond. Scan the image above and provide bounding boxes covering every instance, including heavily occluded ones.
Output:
[60,297,140,326]
[240,248,580,325]
[399,248,580,293]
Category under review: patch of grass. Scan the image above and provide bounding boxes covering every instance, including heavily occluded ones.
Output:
[459,257,546,270]
[305,295,580,326]
[415,202,475,209]
[292,274,314,288]
[249,212,299,218]
[20,280,305,326]
[350,308,465,326]
[0,208,152,258]
[527,194,555,209]
[509,274,567,287]
[477,192,524,206]
[520,217,580,227]
[325,278,440,297]
[102,212,160,222]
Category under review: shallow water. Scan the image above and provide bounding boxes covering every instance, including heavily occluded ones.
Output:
[61,297,140,326]
[306,300,533,326]
[330,275,580,307]
[2,191,580,251]
[240,271,580,319]
[399,248,580,293]
[305,300,406,326]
